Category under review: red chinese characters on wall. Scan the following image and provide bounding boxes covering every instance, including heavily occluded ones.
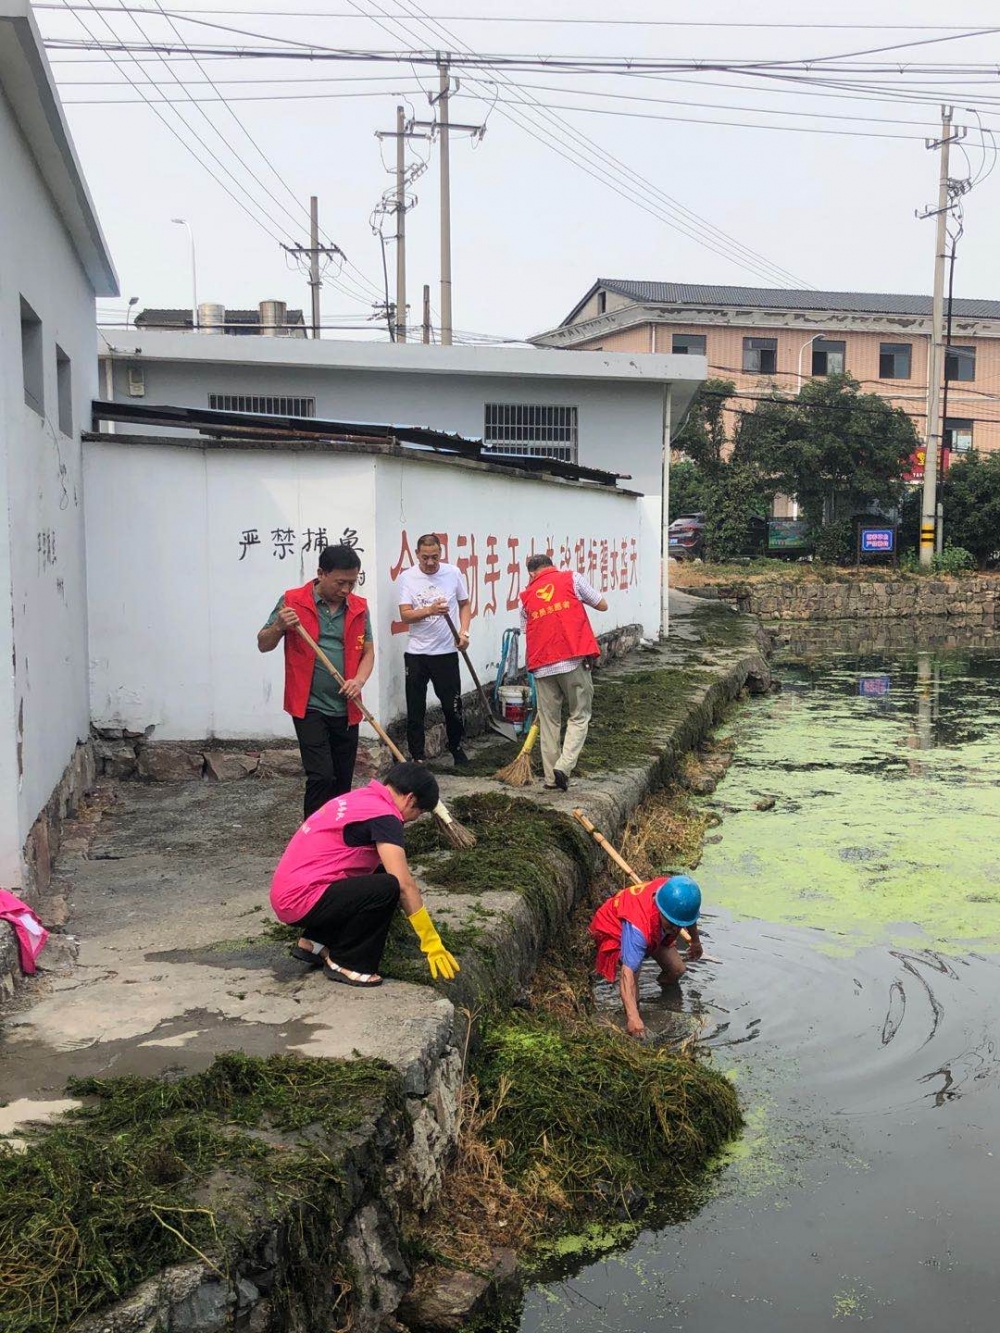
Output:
[388,529,640,632]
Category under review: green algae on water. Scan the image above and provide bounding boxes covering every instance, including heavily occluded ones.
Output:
[696,649,1000,955]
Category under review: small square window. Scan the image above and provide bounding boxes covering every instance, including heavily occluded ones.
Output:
[944,418,973,453]
[879,342,912,379]
[20,296,43,416]
[945,345,976,382]
[673,334,706,356]
[56,345,72,436]
[743,336,777,374]
[812,338,845,376]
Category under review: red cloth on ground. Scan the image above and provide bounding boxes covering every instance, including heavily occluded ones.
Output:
[0,888,49,975]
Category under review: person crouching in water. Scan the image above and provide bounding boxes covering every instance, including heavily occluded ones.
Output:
[269,761,459,988]
[589,874,703,1039]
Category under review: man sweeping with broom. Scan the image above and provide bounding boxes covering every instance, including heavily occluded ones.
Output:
[589,875,703,1039]
[520,553,607,791]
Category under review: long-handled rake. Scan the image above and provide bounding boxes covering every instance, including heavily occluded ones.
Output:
[295,624,476,850]
[572,808,719,962]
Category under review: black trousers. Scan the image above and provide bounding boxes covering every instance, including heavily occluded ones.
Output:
[293,710,360,820]
[294,872,400,974]
[404,652,464,759]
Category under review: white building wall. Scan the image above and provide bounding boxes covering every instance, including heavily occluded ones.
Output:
[0,86,100,882]
[84,441,657,744]
[104,355,671,497]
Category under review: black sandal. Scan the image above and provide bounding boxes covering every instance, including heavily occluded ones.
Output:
[290,943,324,967]
[323,959,383,988]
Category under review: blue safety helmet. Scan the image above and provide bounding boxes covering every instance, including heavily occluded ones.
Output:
[654,874,702,928]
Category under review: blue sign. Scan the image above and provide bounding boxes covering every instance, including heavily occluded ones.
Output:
[858,675,891,698]
[860,526,895,554]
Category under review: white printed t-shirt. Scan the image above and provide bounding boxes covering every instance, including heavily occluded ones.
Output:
[397,561,470,656]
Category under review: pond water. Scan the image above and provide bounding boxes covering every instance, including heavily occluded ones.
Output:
[517,627,1000,1331]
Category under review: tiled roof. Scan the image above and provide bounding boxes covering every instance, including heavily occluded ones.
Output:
[591,280,1000,321]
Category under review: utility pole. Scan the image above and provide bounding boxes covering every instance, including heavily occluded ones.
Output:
[422,284,431,344]
[437,59,453,345]
[411,60,485,348]
[395,105,407,342]
[918,107,964,567]
[309,196,321,339]
[281,200,344,341]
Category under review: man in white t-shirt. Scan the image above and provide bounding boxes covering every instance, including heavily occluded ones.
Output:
[397,533,472,765]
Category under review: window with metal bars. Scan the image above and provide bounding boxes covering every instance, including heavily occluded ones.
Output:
[482,403,579,462]
[208,394,316,417]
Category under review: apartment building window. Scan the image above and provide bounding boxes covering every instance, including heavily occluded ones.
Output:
[811,338,845,375]
[208,394,316,417]
[743,336,777,374]
[944,418,973,453]
[945,345,976,382]
[55,345,73,437]
[483,403,578,461]
[673,333,707,355]
[879,342,912,379]
[20,297,44,416]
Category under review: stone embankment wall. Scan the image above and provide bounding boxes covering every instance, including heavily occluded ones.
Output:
[726,577,1000,622]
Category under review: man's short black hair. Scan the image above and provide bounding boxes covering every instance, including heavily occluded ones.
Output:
[318,544,362,572]
[526,553,555,575]
[384,761,440,813]
[416,533,443,551]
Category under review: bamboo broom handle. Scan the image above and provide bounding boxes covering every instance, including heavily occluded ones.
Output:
[295,624,406,763]
[572,808,695,948]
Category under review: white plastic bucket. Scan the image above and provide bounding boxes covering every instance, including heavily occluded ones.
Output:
[498,685,529,725]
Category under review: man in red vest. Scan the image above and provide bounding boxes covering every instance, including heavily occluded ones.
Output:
[258,544,374,818]
[520,553,607,790]
[589,874,703,1039]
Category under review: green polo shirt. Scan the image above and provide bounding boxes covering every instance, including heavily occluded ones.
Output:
[269,589,373,718]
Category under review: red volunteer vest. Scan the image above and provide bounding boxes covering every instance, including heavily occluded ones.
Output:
[520,567,600,672]
[588,878,679,982]
[282,581,368,725]
[270,780,402,923]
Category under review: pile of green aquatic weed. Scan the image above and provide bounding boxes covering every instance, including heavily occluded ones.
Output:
[406,792,591,936]
[475,1013,742,1217]
[621,783,712,875]
[577,667,708,774]
[0,1052,401,1333]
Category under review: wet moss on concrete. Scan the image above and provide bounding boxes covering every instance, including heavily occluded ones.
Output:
[0,1053,403,1333]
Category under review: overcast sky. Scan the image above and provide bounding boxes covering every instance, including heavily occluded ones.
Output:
[36,0,1000,341]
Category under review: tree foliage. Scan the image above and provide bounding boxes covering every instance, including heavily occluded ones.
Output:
[937,452,1000,567]
[668,460,710,520]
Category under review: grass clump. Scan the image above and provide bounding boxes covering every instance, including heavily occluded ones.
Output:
[577,668,707,774]
[621,784,712,874]
[0,1053,401,1333]
[406,792,590,934]
[476,1014,742,1217]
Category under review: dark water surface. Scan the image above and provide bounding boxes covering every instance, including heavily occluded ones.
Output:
[517,629,1000,1331]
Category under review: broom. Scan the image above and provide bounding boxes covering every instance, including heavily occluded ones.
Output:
[495,720,539,787]
[294,624,476,850]
[572,808,720,962]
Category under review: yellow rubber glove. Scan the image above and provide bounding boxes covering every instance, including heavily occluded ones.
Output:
[407,907,460,981]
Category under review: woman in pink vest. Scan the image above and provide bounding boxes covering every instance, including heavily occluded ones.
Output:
[270,761,459,988]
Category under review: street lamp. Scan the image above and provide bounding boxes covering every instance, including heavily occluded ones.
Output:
[796,332,822,391]
[171,218,198,330]
[125,296,138,327]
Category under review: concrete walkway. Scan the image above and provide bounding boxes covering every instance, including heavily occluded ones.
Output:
[0,592,762,1138]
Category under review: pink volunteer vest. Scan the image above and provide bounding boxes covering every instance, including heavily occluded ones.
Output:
[270,780,402,924]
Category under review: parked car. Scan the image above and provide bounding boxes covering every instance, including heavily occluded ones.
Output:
[668,513,770,561]
[668,513,706,560]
